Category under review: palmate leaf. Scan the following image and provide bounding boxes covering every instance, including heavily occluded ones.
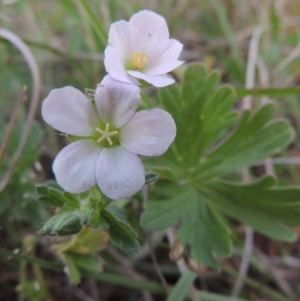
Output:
[157,65,238,169]
[200,176,300,241]
[141,182,231,269]
[193,103,293,182]
[142,64,300,268]
[146,64,238,177]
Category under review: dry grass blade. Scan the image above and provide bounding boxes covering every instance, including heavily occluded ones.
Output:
[0,28,41,191]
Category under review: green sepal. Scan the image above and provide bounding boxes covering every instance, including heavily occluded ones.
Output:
[37,195,64,207]
[145,172,159,184]
[36,185,49,195]
[36,185,68,207]
[88,213,101,228]
[138,78,154,88]
[63,192,81,209]
[100,209,140,254]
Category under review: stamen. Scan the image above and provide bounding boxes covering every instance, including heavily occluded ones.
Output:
[96,123,118,145]
[131,51,148,69]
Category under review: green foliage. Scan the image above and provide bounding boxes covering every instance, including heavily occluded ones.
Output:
[53,228,107,284]
[270,3,281,40]
[0,116,44,229]
[77,0,108,50]
[237,87,300,97]
[16,281,47,300]
[142,64,300,268]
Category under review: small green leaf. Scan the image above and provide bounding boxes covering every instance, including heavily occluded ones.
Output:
[63,192,81,209]
[36,185,67,207]
[67,252,102,272]
[36,185,49,195]
[101,209,139,254]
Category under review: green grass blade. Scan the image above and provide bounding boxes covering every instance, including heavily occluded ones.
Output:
[0,248,165,293]
[167,270,196,301]
[199,291,249,301]
[210,0,244,66]
[237,87,300,97]
[77,0,108,48]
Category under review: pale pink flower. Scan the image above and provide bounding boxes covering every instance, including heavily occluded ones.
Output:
[42,77,176,199]
[104,10,183,87]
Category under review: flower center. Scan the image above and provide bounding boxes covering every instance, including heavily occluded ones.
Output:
[131,51,148,69]
[95,123,119,146]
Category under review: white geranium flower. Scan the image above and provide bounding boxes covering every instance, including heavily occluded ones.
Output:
[104,10,183,87]
[42,77,176,199]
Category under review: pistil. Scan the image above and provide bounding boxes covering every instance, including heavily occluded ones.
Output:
[96,123,118,146]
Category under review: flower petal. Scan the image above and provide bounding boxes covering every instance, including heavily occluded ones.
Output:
[108,20,138,61]
[96,146,145,199]
[42,86,100,136]
[146,39,184,75]
[120,108,176,156]
[95,77,141,127]
[104,45,140,85]
[129,10,169,61]
[53,140,101,193]
[127,70,175,87]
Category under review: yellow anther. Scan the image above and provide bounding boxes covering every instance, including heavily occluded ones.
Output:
[131,51,148,69]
